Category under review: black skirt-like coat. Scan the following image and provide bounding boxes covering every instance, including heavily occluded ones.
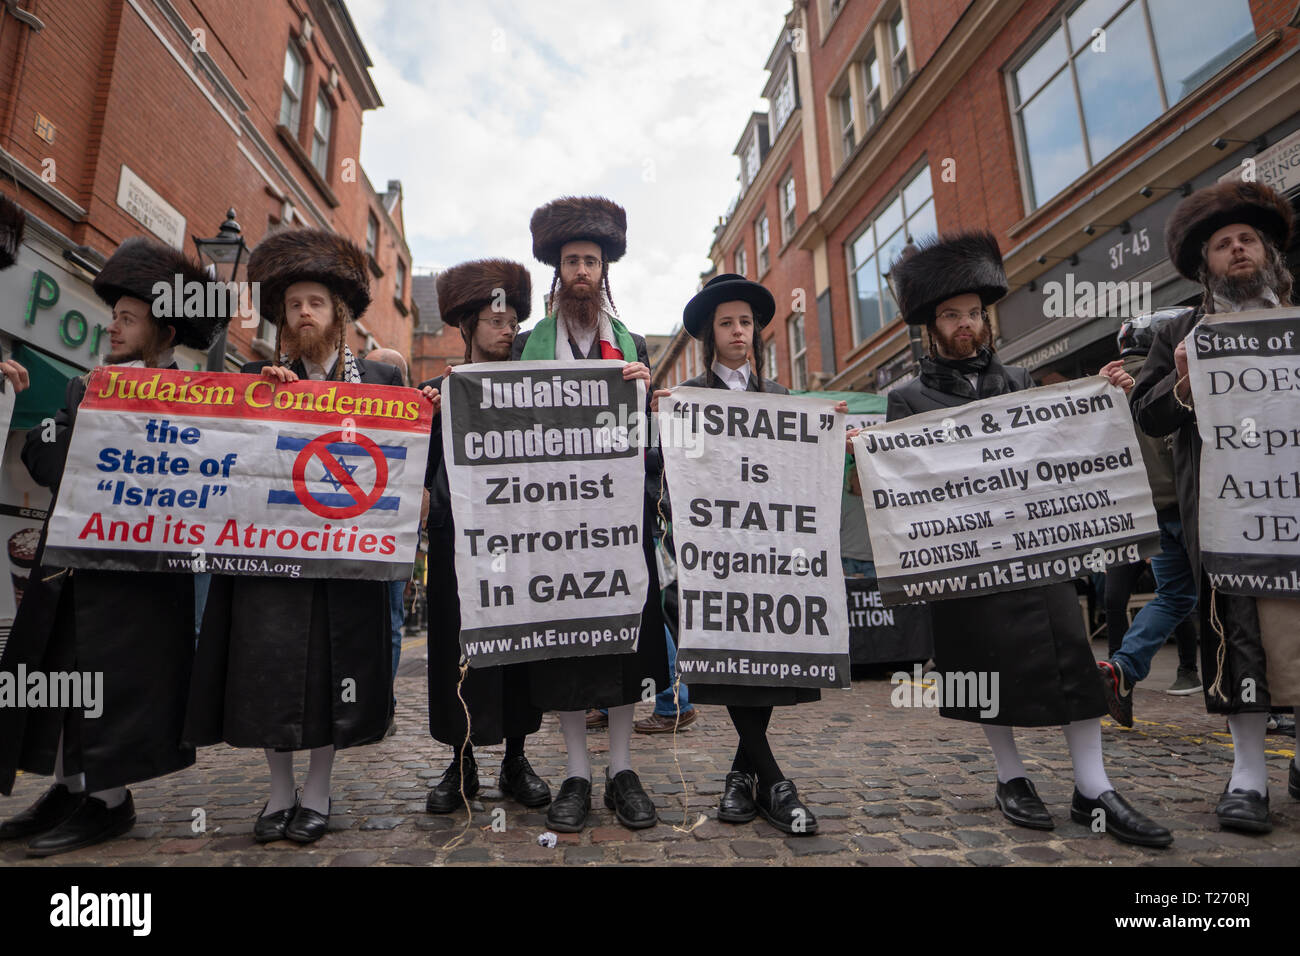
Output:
[508,329,670,711]
[184,358,400,751]
[419,374,543,746]
[0,371,196,794]
[667,369,820,708]
[885,359,1106,726]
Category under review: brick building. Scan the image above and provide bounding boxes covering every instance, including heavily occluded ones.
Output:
[657,0,1300,394]
[0,0,413,380]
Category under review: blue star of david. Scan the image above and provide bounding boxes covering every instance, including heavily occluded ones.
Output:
[318,456,359,492]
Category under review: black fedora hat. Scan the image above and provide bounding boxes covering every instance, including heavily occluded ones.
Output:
[683,274,776,339]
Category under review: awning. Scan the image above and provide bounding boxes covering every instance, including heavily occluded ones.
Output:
[10,345,85,431]
[791,389,887,414]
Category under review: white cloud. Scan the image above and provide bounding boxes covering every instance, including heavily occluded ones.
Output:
[348,0,791,336]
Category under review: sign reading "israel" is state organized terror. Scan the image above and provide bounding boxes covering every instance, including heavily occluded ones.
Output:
[660,389,850,689]
[1186,308,1300,597]
[852,377,1159,604]
[443,361,648,666]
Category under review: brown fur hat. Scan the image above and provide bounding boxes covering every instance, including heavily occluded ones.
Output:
[247,228,371,326]
[1,193,27,270]
[890,231,1008,325]
[530,196,627,267]
[93,236,228,349]
[1165,180,1294,280]
[436,258,532,328]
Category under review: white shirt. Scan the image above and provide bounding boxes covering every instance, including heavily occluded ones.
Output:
[1213,287,1280,314]
[712,360,751,391]
[302,355,338,382]
[569,327,598,358]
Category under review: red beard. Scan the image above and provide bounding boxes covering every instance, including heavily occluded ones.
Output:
[930,319,991,359]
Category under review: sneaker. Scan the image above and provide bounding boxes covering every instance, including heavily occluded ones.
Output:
[633,708,698,734]
[1266,713,1295,738]
[1098,659,1133,728]
[1165,667,1202,696]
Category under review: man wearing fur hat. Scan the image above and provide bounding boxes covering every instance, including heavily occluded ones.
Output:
[186,228,405,845]
[510,196,668,833]
[0,235,224,856]
[416,258,551,815]
[1130,180,1299,833]
[885,231,1171,847]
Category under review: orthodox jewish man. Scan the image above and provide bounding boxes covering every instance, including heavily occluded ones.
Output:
[185,229,405,845]
[1130,180,1299,833]
[886,232,1172,847]
[510,196,669,833]
[417,259,550,814]
[0,235,223,856]
[651,274,824,833]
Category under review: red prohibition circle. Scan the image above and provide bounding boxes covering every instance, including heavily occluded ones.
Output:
[290,430,389,519]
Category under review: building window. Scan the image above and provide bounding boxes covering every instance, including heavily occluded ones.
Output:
[889,8,909,89]
[847,164,936,344]
[279,43,303,131]
[864,50,883,128]
[366,212,378,258]
[1010,0,1255,211]
[779,172,797,244]
[743,137,760,187]
[838,88,855,158]
[734,245,748,278]
[755,212,771,276]
[788,314,807,390]
[311,90,333,175]
[773,64,796,132]
[395,257,407,304]
[765,332,778,383]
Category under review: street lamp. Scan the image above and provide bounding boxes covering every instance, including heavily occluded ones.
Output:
[885,238,923,364]
[192,208,250,372]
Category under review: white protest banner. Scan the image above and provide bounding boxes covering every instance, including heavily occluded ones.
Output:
[853,377,1159,604]
[1185,308,1300,597]
[44,367,430,579]
[443,360,648,666]
[660,389,849,689]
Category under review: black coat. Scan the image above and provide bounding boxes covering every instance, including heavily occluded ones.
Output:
[509,329,670,710]
[0,370,196,794]
[668,368,820,708]
[886,356,1106,726]
[419,373,542,746]
[1130,306,1276,714]
[185,357,401,750]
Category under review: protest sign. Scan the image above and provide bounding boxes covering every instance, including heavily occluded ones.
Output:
[845,576,932,665]
[443,360,649,666]
[1185,308,1300,597]
[44,367,429,579]
[661,389,849,689]
[853,377,1159,604]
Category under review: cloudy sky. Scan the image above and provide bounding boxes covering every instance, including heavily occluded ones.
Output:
[347,0,791,336]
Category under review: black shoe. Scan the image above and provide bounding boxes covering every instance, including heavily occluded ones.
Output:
[603,769,657,830]
[546,776,592,833]
[756,780,818,835]
[1215,786,1271,834]
[285,799,331,844]
[1070,789,1172,847]
[498,754,551,808]
[0,784,85,841]
[425,752,480,814]
[1289,761,1299,801]
[253,797,297,843]
[995,777,1054,830]
[1098,660,1133,728]
[25,792,136,857]
[717,771,757,824]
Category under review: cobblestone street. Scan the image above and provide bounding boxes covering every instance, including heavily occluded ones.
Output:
[2,636,1297,868]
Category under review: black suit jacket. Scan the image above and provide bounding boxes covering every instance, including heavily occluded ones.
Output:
[241,356,403,387]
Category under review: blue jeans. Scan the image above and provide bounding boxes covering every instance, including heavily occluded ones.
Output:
[655,623,691,715]
[389,579,406,685]
[1113,516,1197,684]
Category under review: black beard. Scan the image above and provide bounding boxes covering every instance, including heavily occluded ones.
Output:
[555,277,600,333]
[1207,259,1280,305]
